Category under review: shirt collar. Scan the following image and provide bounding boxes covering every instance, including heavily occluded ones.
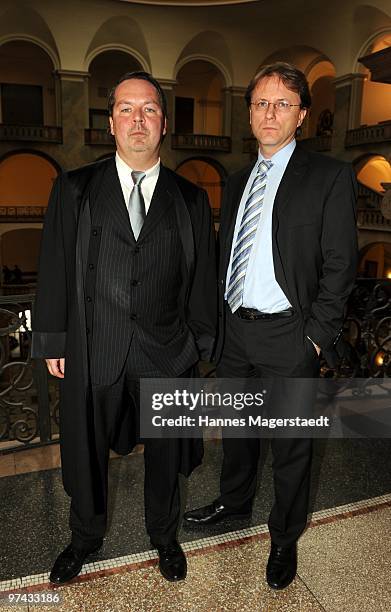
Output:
[115,152,161,184]
[257,139,296,169]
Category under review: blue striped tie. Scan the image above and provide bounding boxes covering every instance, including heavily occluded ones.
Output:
[226,159,273,313]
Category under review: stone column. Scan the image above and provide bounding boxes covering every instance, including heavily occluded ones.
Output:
[222,87,232,138]
[348,73,366,130]
[55,69,90,169]
[158,78,177,170]
[225,86,249,173]
[332,73,366,154]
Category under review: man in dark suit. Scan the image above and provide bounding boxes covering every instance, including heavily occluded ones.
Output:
[184,62,358,589]
[32,72,216,584]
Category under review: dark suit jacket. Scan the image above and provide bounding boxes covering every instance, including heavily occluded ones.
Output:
[215,144,358,362]
[31,157,217,515]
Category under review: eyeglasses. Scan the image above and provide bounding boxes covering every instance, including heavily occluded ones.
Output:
[250,100,302,114]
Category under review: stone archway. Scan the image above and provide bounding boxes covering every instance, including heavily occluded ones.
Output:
[176,157,226,219]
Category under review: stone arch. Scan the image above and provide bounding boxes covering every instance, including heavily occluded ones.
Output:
[0,39,59,126]
[174,59,228,136]
[259,46,331,76]
[255,47,336,139]
[358,241,391,279]
[0,5,59,69]
[0,150,59,207]
[175,156,226,217]
[84,16,150,72]
[353,154,391,194]
[354,27,391,127]
[175,31,233,87]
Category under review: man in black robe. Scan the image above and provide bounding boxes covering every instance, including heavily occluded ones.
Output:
[32,71,216,584]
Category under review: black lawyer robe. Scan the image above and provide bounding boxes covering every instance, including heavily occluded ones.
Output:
[31,158,217,517]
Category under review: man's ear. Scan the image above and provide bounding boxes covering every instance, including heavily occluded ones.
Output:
[163,117,167,136]
[249,107,252,125]
[297,108,307,128]
[109,116,114,136]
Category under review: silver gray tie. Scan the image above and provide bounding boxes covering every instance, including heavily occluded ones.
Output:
[128,171,146,240]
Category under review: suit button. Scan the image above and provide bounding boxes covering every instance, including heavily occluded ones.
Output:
[130,313,137,320]
[89,264,94,270]
[133,248,140,255]
[131,280,140,286]
[92,230,98,236]
[86,296,92,302]
[86,327,90,334]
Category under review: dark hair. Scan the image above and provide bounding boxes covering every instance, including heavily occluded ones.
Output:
[108,71,168,118]
[245,62,311,109]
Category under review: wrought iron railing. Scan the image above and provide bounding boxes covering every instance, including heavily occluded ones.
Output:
[0,281,390,452]
[0,295,59,453]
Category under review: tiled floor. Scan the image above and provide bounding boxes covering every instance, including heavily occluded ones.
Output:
[1,440,390,611]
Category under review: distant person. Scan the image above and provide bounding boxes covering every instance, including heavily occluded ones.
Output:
[2,265,12,284]
[13,265,23,284]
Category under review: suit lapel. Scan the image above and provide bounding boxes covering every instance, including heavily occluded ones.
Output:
[273,145,309,219]
[95,157,133,238]
[139,165,174,241]
[272,144,310,302]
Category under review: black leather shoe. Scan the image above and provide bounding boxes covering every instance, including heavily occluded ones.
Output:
[266,542,297,590]
[156,541,187,582]
[49,543,102,584]
[183,501,251,526]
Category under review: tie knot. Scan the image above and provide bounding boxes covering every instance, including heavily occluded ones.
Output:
[258,159,273,175]
[131,170,146,186]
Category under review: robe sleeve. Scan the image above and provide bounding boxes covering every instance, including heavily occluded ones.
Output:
[31,175,68,358]
[187,188,218,361]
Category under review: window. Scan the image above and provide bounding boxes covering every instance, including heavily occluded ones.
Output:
[89,109,109,129]
[1,84,43,125]
[175,97,194,133]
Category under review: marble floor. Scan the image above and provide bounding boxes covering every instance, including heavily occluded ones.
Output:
[0,439,390,611]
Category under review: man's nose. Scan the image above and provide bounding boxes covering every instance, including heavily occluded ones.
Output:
[133,107,145,122]
[265,102,277,119]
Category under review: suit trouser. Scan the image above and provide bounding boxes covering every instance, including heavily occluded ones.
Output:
[70,344,190,551]
[217,306,320,548]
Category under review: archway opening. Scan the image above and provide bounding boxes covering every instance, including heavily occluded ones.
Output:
[0,40,56,126]
[306,60,336,138]
[176,158,223,218]
[358,242,391,279]
[175,60,225,135]
[355,155,391,194]
[1,228,42,286]
[360,34,391,126]
[88,51,142,128]
[0,152,58,207]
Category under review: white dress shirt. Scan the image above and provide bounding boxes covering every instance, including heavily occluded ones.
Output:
[115,152,160,214]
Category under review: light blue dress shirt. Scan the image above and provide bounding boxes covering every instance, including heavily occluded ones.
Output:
[225,139,296,313]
